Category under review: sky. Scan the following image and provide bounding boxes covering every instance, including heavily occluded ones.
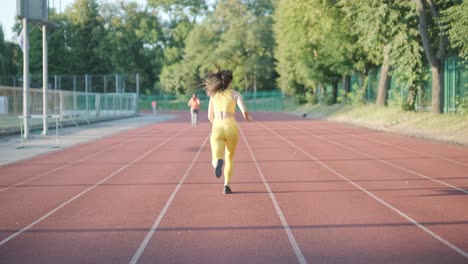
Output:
[0,0,146,42]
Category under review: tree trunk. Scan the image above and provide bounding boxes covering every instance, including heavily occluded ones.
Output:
[358,75,363,88]
[332,80,338,104]
[244,73,248,92]
[430,63,444,113]
[414,0,448,114]
[342,75,351,93]
[376,44,391,107]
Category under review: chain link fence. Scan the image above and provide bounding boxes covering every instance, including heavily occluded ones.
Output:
[139,91,284,112]
[344,57,467,113]
[0,74,139,134]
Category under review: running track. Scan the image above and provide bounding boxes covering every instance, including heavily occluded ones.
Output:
[0,112,467,263]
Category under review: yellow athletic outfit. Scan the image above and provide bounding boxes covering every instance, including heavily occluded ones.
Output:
[210,89,239,186]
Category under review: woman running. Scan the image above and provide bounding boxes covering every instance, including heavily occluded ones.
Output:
[204,67,252,194]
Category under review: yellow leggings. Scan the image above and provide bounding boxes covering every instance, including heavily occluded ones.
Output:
[210,118,239,186]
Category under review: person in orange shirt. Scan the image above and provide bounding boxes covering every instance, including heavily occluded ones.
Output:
[151,100,157,114]
[204,67,252,194]
[187,94,200,127]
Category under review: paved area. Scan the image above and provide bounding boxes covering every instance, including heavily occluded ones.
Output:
[0,113,176,166]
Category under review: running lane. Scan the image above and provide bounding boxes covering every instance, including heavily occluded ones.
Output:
[251,113,467,263]
[0,111,467,263]
[133,119,302,263]
[0,114,197,263]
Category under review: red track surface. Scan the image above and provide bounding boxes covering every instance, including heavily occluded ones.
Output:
[0,112,467,263]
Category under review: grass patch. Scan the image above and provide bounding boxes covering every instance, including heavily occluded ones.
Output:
[289,102,468,146]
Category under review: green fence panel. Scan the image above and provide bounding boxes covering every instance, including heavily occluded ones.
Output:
[139,91,283,112]
[345,57,466,113]
[444,57,467,113]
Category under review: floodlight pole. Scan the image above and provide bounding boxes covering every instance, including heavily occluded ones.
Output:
[42,23,48,135]
[22,18,30,138]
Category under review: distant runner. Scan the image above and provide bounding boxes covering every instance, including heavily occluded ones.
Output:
[187,94,200,127]
[151,100,157,114]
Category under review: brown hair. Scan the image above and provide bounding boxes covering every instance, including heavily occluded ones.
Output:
[204,65,233,97]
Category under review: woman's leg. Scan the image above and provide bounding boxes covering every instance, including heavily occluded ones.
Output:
[190,110,195,126]
[223,121,239,186]
[210,123,226,168]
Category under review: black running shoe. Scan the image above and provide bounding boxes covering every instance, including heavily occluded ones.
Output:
[215,159,224,178]
[223,185,232,194]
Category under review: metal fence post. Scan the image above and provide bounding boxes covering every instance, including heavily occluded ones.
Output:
[136,74,140,114]
[85,74,89,120]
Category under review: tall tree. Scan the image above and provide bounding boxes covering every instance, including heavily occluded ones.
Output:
[65,0,109,74]
[148,0,207,23]
[443,0,467,60]
[0,27,8,77]
[100,1,164,92]
[413,0,452,113]
[274,0,351,103]
[340,0,421,107]
[209,0,275,92]
[9,21,44,87]
[46,7,76,76]
[274,0,320,99]
[149,0,207,94]
[159,0,276,94]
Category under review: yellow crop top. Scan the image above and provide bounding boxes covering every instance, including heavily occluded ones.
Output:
[212,89,236,113]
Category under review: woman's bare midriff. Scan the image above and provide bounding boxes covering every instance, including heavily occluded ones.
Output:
[214,111,235,120]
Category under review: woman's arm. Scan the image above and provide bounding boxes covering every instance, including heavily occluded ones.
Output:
[234,91,252,121]
[208,97,214,123]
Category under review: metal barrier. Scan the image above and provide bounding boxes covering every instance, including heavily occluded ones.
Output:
[17,114,60,148]
[0,86,138,133]
[139,91,284,112]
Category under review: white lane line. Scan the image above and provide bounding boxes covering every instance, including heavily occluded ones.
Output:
[349,133,468,167]
[239,126,308,264]
[290,125,468,194]
[260,123,468,259]
[0,142,126,193]
[0,126,190,247]
[0,127,158,193]
[130,134,209,264]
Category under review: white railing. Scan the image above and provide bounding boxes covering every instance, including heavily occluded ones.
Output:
[0,86,138,133]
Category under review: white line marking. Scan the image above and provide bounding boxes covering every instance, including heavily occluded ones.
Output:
[239,126,308,264]
[130,134,209,264]
[349,133,468,167]
[0,127,190,247]
[260,123,468,259]
[0,127,158,193]
[290,125,468,194]
[0,142,126,193]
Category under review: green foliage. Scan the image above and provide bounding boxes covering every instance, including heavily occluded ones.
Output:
[1,0,465,112]
[337,89,347,104]
[293,94,307,105]
[0,27,19,78]
[321,91,336,106]
[454,92,468,115]
[404,87,418,112]
[170,0,276,95]
[148,0,208,21]
[305,91,318,105]
[443,1,468,60]
[0,27,9,76]
[65,0,110,74]
[99,1,164,91]
[274,0,352,99]
[339,0,424,106]
[347,78,368,106]
[387,87,405,110]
